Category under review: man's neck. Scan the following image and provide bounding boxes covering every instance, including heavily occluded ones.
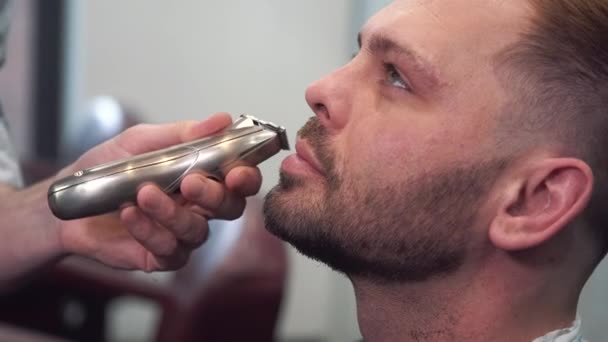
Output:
[351,255,579,342]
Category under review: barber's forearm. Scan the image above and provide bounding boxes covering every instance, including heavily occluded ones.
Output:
[0,179,66,290]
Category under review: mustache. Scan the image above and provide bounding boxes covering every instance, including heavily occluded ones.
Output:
[297,117,338,185]
[297,116,327,144]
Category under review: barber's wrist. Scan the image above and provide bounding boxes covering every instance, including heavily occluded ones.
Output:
[41,179,71,260]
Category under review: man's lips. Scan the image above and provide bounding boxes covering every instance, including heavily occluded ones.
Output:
[280,139,325,176]
[296,139,325,174]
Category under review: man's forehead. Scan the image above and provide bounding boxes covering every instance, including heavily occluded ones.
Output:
[364,0,532,47]
[364,0,533,60]
[387,0,531,16]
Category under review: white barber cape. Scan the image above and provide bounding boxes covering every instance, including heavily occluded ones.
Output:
[534,318,586,342]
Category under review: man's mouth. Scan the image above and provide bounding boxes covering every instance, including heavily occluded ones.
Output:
[296,139,326,174]
[280,138,325,177]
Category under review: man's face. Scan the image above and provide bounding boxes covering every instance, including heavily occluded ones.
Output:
[264,0,532,282]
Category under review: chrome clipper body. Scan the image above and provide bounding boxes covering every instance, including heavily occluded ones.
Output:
[48,115,289,220]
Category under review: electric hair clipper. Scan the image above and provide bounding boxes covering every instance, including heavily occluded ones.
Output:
[48,115,289,220]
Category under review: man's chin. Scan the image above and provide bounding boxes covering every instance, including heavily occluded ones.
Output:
[263,175,325,243]
[275,169,328,194]
[276,170,305,191]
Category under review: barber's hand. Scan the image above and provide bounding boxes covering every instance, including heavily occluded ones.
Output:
[55,113,262,271]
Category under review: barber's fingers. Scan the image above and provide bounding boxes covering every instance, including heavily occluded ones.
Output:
[149,246,191,272]
[136,184,210,248]
[120,206,200,271]
[120,206,180,263]
[179,165,262,207]
[184,112,232,141]
[180,173,247,220]
[122,162,259,263]
[113,112,233,156]
[225,166,263,197]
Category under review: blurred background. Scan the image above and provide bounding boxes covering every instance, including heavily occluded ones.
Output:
[0,1,606,341]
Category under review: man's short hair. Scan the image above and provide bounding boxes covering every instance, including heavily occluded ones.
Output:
[495,0,608,252]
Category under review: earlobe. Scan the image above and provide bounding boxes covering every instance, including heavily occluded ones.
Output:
[488,159,593,251]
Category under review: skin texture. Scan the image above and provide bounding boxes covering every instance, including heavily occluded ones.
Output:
[265,116,505,282]
[265,0,596,341]
[0,112,261,289]
[266,0,528,281]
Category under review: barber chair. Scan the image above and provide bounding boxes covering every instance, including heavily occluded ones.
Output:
[4,97,287,341]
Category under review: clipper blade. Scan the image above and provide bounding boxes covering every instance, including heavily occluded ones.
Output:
[240,114,290,151]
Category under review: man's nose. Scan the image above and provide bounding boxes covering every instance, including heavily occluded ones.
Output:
[304,65,354,131]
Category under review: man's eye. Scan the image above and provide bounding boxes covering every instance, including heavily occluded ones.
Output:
[384,63,411,91]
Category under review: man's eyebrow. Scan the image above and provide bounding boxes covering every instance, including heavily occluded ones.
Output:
[357,32,441,89]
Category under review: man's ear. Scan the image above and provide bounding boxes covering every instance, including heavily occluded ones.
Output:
[488,158,593,251]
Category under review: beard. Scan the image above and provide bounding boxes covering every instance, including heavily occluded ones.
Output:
[264,117,506,284]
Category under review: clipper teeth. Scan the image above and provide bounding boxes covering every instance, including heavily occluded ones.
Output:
[241,114,290,150]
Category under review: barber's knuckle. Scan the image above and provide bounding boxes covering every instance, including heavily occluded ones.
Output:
[206,186,225,211]
[131,221,153,241]
[161,202,179,223]
[176,221,196,240]
[189,230,208,247]
[183,216,208,243]
[156,239,179,258]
